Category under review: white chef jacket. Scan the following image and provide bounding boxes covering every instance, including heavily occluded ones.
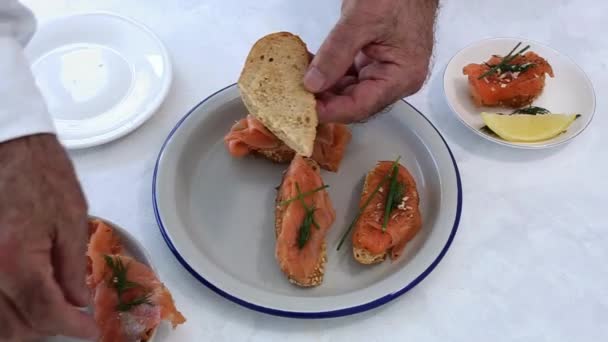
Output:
[0,0,55,143]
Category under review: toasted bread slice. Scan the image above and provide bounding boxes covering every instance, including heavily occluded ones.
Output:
[238,32,317,157]
[275,157,328,287]
[352,161,422,265]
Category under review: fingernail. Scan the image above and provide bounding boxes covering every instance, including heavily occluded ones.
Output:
[304,66,326,92]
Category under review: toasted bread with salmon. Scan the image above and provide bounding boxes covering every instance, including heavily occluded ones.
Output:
[224,115,352,172]
[275,156,335,287]
[238,32,317,157]
[352,161,422,265]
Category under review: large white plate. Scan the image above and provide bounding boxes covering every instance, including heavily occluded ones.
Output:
[25,12,172,149]
[153,84,462,318]
[443,37,596,149]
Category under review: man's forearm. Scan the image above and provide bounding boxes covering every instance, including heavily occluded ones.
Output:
[0,0,55,143]
[401,0,439,62]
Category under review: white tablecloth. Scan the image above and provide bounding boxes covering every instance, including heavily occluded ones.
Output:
[23,0,607,341]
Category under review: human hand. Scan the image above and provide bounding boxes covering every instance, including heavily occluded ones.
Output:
[304,0,438,123]
[0,134,98,341]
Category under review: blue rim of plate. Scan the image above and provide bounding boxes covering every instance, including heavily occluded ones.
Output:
[152,83,463,319]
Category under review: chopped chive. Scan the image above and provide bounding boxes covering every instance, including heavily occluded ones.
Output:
[279,185,329,206]
[478,42,534,80]
[382,163,401,231]
[294,183,321,249]
[511,106,551,115]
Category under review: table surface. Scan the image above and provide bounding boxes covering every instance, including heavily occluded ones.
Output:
[23,0,607,341]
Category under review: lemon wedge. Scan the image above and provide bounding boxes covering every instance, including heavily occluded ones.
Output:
[481,112,579,142]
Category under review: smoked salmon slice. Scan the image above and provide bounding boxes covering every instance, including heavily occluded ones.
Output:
[463,50,554,108]
[224,115,351,172]
[87,219,122,288]
[224,115,281,157]
[275,156,336,286]
[351,161,422,264]
[87,219,186,342]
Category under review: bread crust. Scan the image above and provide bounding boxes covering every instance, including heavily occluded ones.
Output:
[353,247,386,265]
[253,145,295,164]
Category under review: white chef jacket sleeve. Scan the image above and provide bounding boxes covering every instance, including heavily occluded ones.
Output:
[0,0,55,143]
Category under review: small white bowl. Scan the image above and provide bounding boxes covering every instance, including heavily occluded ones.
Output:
[25,12,173,149]
[443,37,596,149]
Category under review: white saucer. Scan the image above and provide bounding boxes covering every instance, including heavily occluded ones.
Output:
[25,12,172,149]
[443,37,596,149]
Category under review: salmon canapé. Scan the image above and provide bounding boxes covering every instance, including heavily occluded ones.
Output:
[224,115,351,172]
[463,50,554,108]
[87,219,186,342]
[352,161,422,264]
[275,156,336,287]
